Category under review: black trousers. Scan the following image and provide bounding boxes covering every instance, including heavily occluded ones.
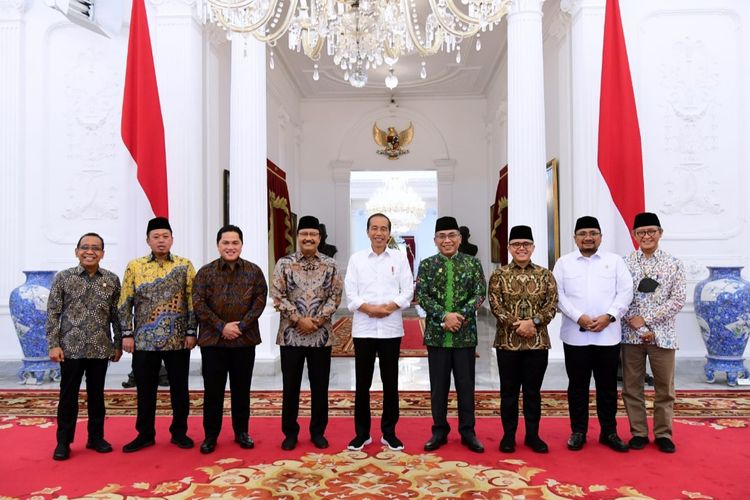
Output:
[201,346,255,438]
[280,346,332,439]
[563,343,621,436]
[496,349,548,438]
[132,349,191,440]
[353,337,401,438]
[56,358,109,445]
[427,346,477,438]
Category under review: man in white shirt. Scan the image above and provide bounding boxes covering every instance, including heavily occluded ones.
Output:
[344,213,414,451]
[552,216,633,453]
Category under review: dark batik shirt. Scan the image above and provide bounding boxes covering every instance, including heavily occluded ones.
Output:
[416,252,486,348]
[271,251,343,347]
[118,253,197,351]
[193,257,268,348]
[46,265,122,359]
[488,261,558,350]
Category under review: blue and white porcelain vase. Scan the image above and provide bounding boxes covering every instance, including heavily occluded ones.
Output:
[9,270,60,384]
[694,266,750,386]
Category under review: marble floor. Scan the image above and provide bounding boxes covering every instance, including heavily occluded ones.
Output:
[0,314,736,392]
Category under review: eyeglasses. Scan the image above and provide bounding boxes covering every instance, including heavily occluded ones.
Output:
[509,242,534,249]
[575,231,601,238]
[78,245,103,252]
[634,229,660,238]
[298,231,320,238]
[435,232,460,241]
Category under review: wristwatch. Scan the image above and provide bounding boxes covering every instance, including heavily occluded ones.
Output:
[532,316,542,328]
[607,314,616,323]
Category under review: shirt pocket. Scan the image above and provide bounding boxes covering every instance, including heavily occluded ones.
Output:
[562,272,585,297]
[596,268,617,294]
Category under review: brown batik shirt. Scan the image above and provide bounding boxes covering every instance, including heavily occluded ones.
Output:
[488,261,558,351]
[193,258,268,348]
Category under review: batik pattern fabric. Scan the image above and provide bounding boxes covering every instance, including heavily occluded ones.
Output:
[622,249,686,349]
[45,265,122,359]
[415,252,486,348]
[193,258,268,347]
[271,251,343,347]
[488,261,558,351]
[118,253,197,351]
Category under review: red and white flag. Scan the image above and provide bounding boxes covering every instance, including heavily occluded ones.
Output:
[597,0,644,250]
[121,0,169,217]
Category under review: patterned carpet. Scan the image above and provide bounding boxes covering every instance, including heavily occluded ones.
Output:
[331,317,427,357]
[2,389,749,418]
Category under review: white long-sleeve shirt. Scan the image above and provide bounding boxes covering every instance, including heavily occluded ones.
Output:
[345,247,414,339]
[552,249,634,346]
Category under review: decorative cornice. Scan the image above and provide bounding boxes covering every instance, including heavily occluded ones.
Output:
[331,161,353,183]
[560,0,605,17]
[434,159,456,183]
[0,0,25,20]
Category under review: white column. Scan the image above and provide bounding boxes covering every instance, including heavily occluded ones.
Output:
[0,0,24,310]
[559,0,613,239]
[229,33,279,369]
[434,159,456,216]
[151,0,204,264]
[331,161,352,270]
[507,0,549,266]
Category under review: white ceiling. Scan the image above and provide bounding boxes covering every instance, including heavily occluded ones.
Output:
[272,17,508,100]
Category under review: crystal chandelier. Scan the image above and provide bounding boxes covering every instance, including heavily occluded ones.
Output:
[204,0,511,88]
[366,177,426,234]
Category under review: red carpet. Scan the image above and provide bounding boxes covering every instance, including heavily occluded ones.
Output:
[331,317,427,356]
[1,415,746,499]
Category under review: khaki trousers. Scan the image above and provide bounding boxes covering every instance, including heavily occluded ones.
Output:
[621,343,676,439]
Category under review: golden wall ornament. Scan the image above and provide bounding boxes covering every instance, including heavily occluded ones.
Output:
[373,122,414,160]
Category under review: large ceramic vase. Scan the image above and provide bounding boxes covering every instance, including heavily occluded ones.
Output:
[694,266,750,386]
[9,270,60,384]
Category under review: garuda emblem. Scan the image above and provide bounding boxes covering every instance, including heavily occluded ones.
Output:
[373,122,414,160]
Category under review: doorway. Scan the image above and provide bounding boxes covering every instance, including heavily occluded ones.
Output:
[349,171,437,274]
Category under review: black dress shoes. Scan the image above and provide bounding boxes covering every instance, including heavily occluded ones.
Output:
[460,435,484,453]
[86,438,113,453]
[311,435,329,449]
[170,435,194,449]
[235,433,255,449]
[654,437,676,453]
[423,434,448,452]
[524,436,549,454]
[200,437,217,454]
[53,443,70,461]
[122,435,155,453]
[499,435,516,453]
[628,435,649,450]
[599,433,629,452]
[281,436,298,450]
[567,432,586,451]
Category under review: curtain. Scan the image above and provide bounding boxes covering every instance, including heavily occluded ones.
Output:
[267,159,294,264]
[491,165,508,265]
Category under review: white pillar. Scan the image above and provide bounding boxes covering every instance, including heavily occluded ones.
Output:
[151,0,204,265]
[0,0,24,309]
[331,161,352,270]
[229,33,279,369]
[507,0,549,266]
[435,159,456,217]
[560,0,621,245]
